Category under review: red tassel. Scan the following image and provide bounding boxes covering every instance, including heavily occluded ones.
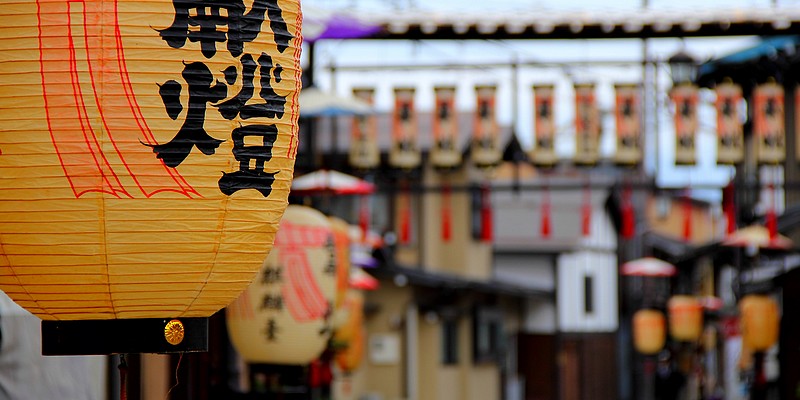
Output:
[481,186,493,242]
[581,185,592,237]
[541,188,552,239]
[621,186,635,239]
[682,194,692,242]
[359,196,370,241]
[767,183,777,239]
[119,355,128,400]
[441,184,452,242]
[723,182,736,235]
[399,191,411,244]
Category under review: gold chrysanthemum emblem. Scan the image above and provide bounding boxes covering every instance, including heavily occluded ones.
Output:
[164,319,185,346]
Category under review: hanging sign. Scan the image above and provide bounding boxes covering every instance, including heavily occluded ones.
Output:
[227,205,336,365]
[573,84,600,166]
[472,85,502,169]
[754,82,785,164]
[716,82,745,165]
[529,85,558,167]
[349,88,380,170]
[671,84,699,165]
[0,0,301,329]
[389,87,421,170]
[431,86,462,170]
[613,84,642,166]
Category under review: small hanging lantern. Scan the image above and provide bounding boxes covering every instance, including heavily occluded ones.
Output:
[349,88,380,170]
[667,295,704,342]
[0,0,302,354]
[471,85,502,169]
[715,81,745,165]
[226,205,336,365]
[633,309,667,355]
[613,84,642,166]
[739,294,779,352]
[389,87,421,170]
[573,83,601,166]
[334,290,366,373]
[754,81,786,165]
[431,86,462,170]
[529,84,558,167]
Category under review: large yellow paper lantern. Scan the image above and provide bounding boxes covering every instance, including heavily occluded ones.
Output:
[0,0,301,353]
[668,295,704,342]
[632,309,666,355]
[740,294,779,352]
[226,205,337,365]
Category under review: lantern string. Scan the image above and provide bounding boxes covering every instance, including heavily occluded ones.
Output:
[118,354,128,400]
[165,353,184,400]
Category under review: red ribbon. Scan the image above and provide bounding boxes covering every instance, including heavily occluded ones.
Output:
[399,189,411,244]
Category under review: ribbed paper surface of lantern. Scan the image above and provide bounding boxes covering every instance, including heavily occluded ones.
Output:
[226,205,336,365]
[0,0,302,320]
[740,294,779,352]
[632,309,666,355]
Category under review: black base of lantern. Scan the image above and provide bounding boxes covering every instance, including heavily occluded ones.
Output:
[41,317,208,355]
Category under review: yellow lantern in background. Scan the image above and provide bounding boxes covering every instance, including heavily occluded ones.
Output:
[668,295,704,342]
[227,205,337,365]
[633,309,666,355]
[0,0,301,353]
[740,294,779,352]
[334,290,366,373]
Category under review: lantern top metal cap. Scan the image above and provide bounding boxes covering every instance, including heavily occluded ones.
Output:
[668,49,698,85]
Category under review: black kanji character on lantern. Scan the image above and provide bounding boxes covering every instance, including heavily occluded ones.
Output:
[151,62,227,167]
[261,267,282,284]
[217,53,286,120]
[260,294,283,311]
[324,237,336,275]
[218,124,278,196]
[159,0,292,59]
[264,318,279,341]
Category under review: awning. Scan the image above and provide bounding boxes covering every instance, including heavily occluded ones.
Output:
[366,263,554,300]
